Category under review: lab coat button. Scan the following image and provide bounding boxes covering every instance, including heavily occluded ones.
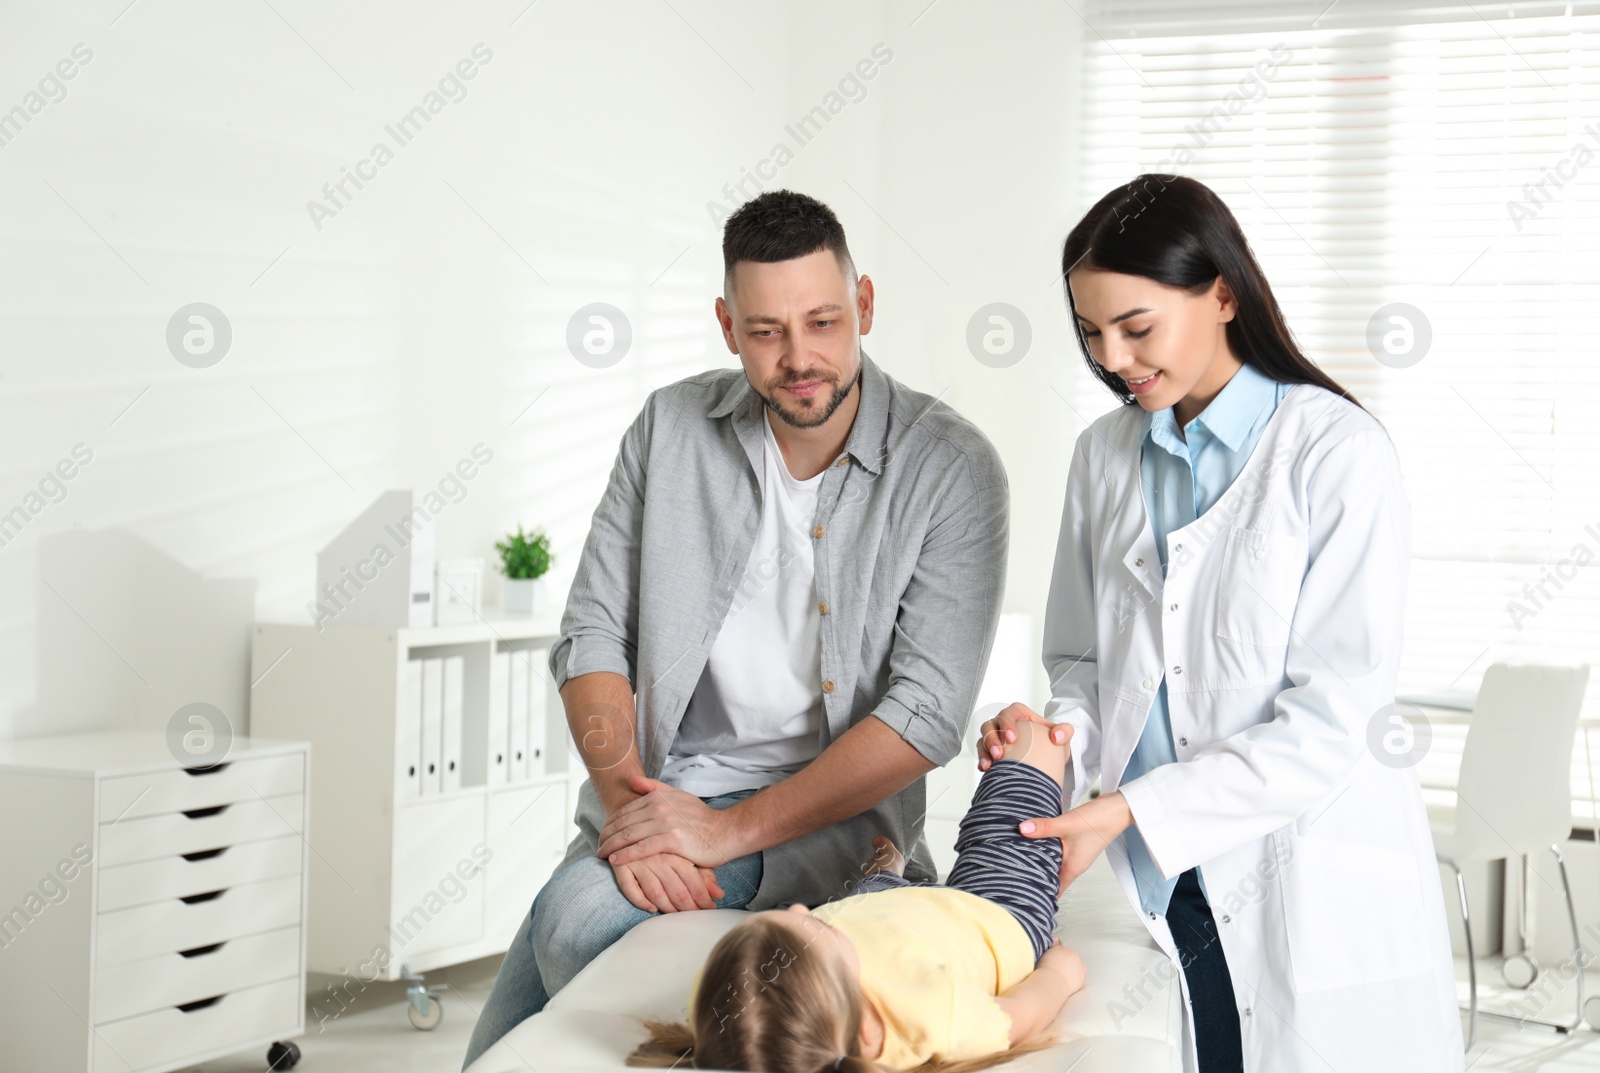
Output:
[1173,665,1183,675]
[1178,736,1188,747]
[1135,558,1144,567]
[1142,678,1153,689]
[1254,549,1265,560]
[1169,602,1178,611]
[1221,914,1231,924]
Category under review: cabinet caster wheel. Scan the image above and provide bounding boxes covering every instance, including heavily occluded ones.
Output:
[1501,952,1539,990]
[407,994,443,1030]
[401,963,442,1030]
[267,1040,301,1069]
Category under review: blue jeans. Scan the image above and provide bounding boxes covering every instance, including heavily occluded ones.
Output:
[462,788,764,1069]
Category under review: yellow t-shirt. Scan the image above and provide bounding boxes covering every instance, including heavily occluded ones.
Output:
[809,886,1037,1070]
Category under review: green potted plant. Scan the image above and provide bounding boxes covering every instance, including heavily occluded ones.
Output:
[495,525,553,616]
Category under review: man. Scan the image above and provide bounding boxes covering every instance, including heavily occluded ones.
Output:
[464,189,1009,1067]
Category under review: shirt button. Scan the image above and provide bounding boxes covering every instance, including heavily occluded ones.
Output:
[818,601,829,615]
[1174,544,1183,554]
[1254,549,1265,559]
[1134,557,1144,567]
[835,457,847,468]
[1169,602,1178,611]
[1221,914,1231,924]
[1243,1007,1252,1018]
[1142,677,1153,689]
[813,525,826,539]
[822,680,835,693]
[1178,736,1188,747]
[1173,665,1183,675]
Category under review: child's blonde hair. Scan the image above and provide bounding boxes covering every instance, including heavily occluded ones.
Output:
[627,914,1058,1073]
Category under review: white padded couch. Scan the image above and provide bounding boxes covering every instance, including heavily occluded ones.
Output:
[467,856,1182,1072]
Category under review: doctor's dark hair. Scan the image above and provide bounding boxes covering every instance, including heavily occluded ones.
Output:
[723,189,857,294]
[1060,174,1360,408]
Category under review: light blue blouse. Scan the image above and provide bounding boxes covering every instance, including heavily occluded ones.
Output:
[1122,361,1291,917]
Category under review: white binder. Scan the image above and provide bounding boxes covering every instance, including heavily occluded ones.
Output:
[441,655,464,793]
[526,650,547,777]
[488,648,511,787]
[398,657,423,799]
[420,657,443,795]
[508,649,529,783]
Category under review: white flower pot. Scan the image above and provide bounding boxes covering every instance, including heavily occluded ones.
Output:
[503,576,547,616]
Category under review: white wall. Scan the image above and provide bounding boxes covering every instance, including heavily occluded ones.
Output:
[0,0,1090,740]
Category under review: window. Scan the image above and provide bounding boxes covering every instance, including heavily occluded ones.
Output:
[1077,0,1600,810]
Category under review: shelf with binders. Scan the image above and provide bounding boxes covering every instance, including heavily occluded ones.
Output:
[250,616,576,980]
[393,619,566,803]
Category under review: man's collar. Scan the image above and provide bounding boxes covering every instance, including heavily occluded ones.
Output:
[708,351,888,475]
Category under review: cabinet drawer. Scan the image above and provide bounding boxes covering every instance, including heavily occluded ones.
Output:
[99,752,305,822]
[96,874,302,967]
[95,925,300,1025]
[91,975,300,1073]
[99,793,305,867]
[98,834,303,912]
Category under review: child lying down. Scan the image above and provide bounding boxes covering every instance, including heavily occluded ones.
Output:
[627,720,1087,1072]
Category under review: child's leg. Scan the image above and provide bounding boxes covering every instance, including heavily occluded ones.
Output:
[943,721,1067,962]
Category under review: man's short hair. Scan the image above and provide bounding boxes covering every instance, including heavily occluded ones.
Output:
[721,190,857,294]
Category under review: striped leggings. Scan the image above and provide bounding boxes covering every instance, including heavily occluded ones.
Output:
[853,759,1064,962]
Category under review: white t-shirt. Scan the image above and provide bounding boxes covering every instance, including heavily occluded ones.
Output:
[660,414,826,796]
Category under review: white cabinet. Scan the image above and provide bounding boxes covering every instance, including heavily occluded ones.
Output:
[0,733,309,1073]
[249,616,576,985]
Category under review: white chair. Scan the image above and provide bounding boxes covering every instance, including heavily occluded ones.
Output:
[1431,661,1592,1050]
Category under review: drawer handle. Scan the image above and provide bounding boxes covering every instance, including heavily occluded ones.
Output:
[182,763,231,777]
[181,847,229,862]
[182,805,230,819]
[178,942,226,959]
[176,995,224,1013]
[180,888,228,905]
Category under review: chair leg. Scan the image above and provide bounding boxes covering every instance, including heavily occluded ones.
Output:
[1462,847,1593,1037]
[1441,857,1478,1051]
[1553,844,1588,1032]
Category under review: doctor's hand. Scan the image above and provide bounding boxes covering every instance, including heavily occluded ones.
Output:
[612,852,725,914]
[978,703,1072,772]
[595,774,739,869]
[1019,790,1133,896]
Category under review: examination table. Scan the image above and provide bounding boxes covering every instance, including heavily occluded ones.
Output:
[466,855,1183,1072]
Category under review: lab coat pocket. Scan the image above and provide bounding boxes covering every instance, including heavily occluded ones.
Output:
[1214,526,1307,647]
[1281,835,1432,992]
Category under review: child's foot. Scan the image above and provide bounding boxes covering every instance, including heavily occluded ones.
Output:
[861,835,906,878]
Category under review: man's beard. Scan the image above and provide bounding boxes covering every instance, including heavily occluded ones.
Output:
[760,362,861,430]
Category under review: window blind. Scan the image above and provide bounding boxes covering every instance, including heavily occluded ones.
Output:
[1073,3,1600,742]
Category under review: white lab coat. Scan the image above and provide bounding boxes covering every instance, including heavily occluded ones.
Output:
[1042,384,1463,1072]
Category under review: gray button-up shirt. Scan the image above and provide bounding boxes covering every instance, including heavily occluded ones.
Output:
[549,352,1009,910]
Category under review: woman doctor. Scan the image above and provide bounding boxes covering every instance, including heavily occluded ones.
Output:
[980,175,1462,1072]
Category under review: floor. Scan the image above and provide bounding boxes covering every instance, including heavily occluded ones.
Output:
[1457,956,1600,1071]
[183,956,503,1073]
[171,954,1600,1072]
